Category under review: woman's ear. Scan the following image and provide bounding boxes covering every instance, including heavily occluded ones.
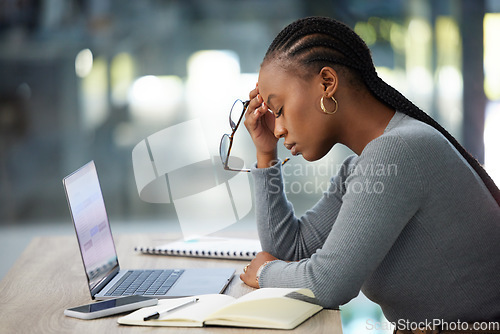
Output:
[319,67,338,98]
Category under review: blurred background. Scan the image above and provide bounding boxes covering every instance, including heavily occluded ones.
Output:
[1,0,500,333]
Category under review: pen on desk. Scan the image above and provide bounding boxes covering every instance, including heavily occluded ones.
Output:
[143,298,199,321]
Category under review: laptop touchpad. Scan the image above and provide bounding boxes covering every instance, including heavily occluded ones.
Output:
[166,268,234,297]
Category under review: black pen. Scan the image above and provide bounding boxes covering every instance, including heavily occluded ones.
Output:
[143,298,199,321]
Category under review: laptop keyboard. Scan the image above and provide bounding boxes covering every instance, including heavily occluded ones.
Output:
[105,269,184,297]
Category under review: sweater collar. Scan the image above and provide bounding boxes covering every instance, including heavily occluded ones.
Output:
[384,111,406,133]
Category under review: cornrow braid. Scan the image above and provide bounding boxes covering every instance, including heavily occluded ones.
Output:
[264,16,500,206]
[292,39,365,71]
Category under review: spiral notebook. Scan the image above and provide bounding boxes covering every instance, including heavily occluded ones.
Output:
[135,236,262,260]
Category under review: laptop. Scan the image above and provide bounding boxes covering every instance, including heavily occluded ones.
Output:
[63,161,235,300]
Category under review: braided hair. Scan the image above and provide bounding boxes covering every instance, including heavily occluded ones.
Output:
[263,16,500,207]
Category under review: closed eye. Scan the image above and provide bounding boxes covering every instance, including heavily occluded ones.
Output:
[275,107,283,118]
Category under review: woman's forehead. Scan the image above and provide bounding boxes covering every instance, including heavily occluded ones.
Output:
[259,63,292,91]
[258,62,311,99]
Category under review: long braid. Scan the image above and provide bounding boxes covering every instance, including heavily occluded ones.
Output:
[264,16,500,206]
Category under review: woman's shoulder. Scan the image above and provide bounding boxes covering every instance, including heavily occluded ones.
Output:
[357,112,465,190]
[367,112,453,158]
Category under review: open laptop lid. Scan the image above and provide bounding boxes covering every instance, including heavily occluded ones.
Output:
[63,161,120,299]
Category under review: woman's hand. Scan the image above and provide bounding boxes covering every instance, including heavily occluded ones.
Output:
[244,84,279,168]
[240,251,278,288]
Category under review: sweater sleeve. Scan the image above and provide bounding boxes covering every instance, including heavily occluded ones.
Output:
[251,156,355,260]
[251,135,426,309]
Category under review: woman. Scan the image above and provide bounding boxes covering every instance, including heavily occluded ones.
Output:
[239,16,500,332]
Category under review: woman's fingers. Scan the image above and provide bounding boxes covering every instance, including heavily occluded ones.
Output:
[244,97,267,132]
[239,251,278,289]
[247,93,263,116]
[245,91,268,129]
[242,84,279,160]
[247,83,263,115]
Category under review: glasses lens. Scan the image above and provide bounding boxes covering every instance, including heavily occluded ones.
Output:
[220,134,231,165]
[229,99,244,130]
[226,156,246,171]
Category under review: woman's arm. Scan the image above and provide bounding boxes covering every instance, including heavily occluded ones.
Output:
[252,156,355,261]
[250,135,426,308]
[239,154,354,289]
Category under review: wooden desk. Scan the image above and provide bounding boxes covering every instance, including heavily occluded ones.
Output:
[0,234,342,333]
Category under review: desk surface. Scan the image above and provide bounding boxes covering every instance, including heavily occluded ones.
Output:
[0,234,342,334]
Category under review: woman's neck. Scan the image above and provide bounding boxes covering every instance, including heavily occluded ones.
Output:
[339,93,395,155]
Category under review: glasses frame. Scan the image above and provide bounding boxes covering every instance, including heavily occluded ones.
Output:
[219,99,251,172]
[219,99,291,172]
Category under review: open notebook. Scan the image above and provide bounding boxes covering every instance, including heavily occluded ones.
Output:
[135,236,262,260]
[118,288,323,330]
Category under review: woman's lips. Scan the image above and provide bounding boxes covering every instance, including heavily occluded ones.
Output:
[284,142,298,156]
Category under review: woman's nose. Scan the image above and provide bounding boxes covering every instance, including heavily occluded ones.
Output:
[274,119,287,139]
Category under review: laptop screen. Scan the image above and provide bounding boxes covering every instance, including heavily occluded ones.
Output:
[63,161,119,294]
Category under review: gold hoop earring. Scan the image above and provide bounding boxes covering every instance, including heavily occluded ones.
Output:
[320,96,338,115]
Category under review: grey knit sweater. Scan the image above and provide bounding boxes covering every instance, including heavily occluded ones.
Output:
[252,111,500,323]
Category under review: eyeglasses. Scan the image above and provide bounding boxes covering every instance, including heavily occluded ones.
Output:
[219,99,251,172]
[219,99,291,172]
